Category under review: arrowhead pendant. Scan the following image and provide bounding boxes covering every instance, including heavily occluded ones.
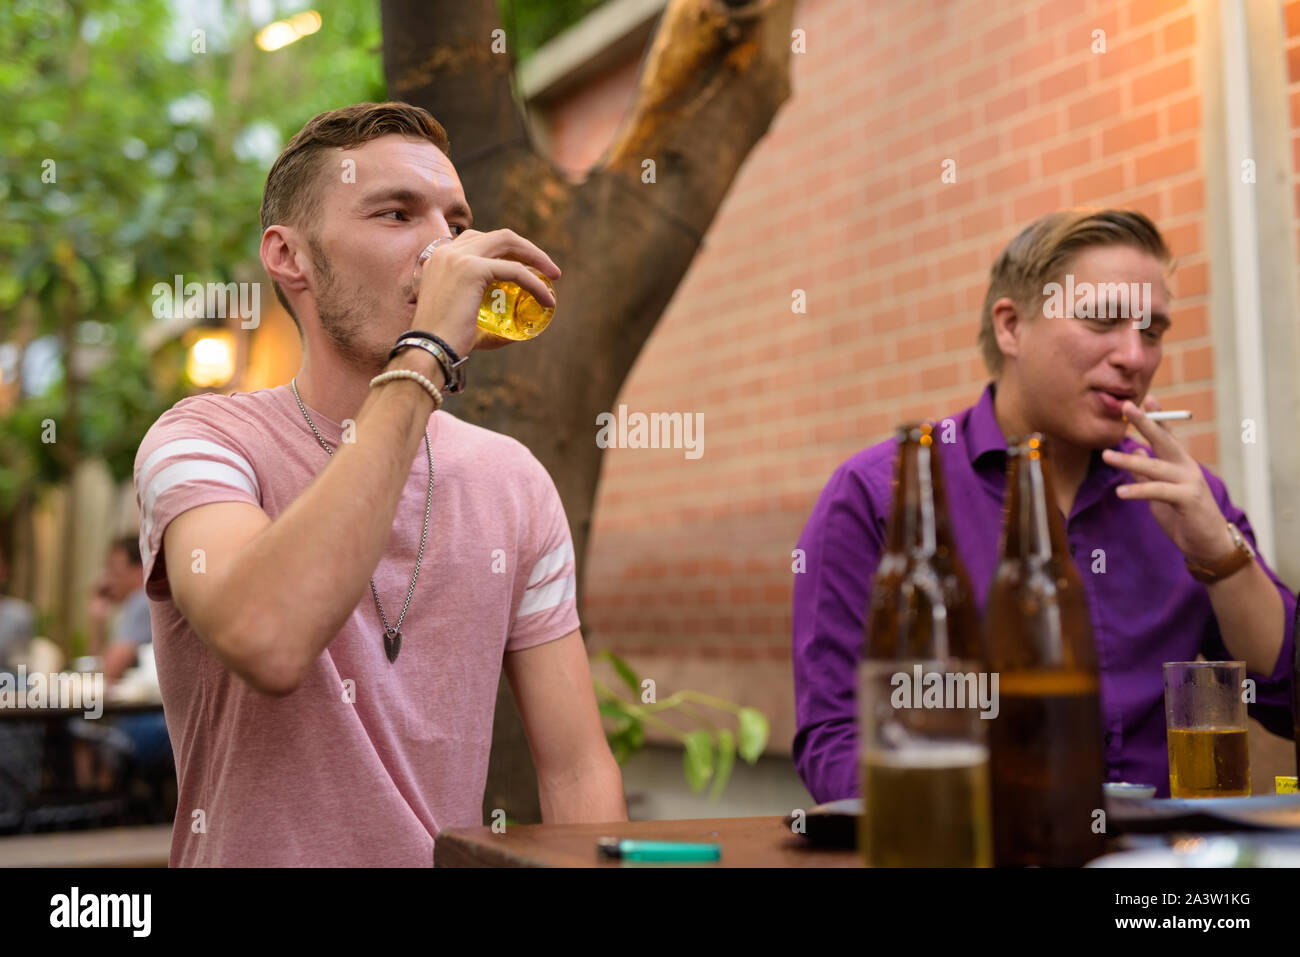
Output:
[383,627,402,664]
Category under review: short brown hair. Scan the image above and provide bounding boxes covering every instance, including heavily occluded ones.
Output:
[260,102,451,329]
[978,208,1173,375]
[111,534,142,568]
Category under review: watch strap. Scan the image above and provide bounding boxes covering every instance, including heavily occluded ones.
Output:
[1185,523,1254,584]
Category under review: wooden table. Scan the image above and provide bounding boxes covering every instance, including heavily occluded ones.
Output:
[0,824,172,867]
[0,699,164,721]
[435,815,860,867]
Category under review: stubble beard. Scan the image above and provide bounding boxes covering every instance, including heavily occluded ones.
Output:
[310,236,391,375]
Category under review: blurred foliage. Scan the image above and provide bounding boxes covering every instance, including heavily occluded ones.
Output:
[0,0,390,646]
[500,0,614,62]
[0,0,387,516]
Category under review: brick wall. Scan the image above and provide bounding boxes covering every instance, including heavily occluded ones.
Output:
[1288,0,1300,264]
[535,0,1230,754]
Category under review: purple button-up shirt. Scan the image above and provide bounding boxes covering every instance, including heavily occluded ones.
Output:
[792,382,1296,802]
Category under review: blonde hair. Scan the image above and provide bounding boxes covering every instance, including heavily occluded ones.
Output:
[978,208,1172,375]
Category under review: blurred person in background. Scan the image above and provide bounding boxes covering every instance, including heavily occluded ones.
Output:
[0,548,35,671]
[87,535,153,678]
[72,535,171,793]
[0,545,40,831]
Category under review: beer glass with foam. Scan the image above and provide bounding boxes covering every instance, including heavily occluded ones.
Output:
[858,658,992,867]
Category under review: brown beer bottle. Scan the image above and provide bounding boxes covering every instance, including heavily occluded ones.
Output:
[983,434,1106,866]
[865,422,981,662]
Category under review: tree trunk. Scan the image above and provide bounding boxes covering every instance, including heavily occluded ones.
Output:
[381,0,794,823]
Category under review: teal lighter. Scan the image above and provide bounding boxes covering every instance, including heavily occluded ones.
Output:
[596,838,721,862]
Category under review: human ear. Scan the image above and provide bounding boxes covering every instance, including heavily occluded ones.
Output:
[260,225,311,297]
[991,296,1023,363]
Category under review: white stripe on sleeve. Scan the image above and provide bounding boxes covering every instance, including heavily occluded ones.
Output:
[141,458,259,540]
[517,572,576,619]
[526,541,574,587]
[139,439,258,492]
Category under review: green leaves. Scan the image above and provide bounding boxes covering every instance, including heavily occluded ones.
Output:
[593,649,646,764]
[1,0,387,444]
[737,707,770,763]
[595,648,640,697]
[0,0,390,650]
[681,722,760,796]
[683,730,714,792]
[593,652,772,797]
[711,729,736,800]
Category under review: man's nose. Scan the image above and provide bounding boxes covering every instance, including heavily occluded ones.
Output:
[428,214,455,241]
[1109,325,1147,370]
[417,225,454,256]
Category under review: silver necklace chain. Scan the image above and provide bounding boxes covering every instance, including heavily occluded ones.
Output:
[290,377,433,663]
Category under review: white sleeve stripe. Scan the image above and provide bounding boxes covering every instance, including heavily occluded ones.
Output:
[139,439,258,493]
[517,573,575,619]
[141,460,259,540]
[526,540,574,587]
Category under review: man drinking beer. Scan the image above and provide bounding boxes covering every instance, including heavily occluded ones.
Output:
[792,208,1295,802]
[133,103,626,865]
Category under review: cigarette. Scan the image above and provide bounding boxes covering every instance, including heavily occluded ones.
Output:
[1145,410,1192,421]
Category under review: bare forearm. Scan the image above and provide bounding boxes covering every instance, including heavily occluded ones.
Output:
[102,641,137,682]
[87,619,105,656]
[1207,562,1285,676]
[539,757,628,825]
[222,351,446,686]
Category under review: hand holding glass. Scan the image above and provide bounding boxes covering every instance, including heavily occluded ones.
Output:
[413,237,556,341]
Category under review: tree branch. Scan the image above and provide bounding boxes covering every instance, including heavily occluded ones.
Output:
[381,0,531,168]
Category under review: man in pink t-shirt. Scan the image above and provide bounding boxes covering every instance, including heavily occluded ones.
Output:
[133,103,626,866]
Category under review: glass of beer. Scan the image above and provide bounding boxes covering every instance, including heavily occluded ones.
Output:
[412,239,556,341]
[858,658,993,867]
[1163,661,1250,798]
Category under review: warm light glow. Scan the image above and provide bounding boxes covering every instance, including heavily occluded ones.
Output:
[290,11,322,32]
[256,10,322,51]
[187,334,236,387]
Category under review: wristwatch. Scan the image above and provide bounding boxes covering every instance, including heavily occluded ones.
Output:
[1184,522,1255,584]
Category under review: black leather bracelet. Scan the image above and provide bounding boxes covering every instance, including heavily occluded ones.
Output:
[394,329,463,366]
[395,329,439,346]
[391,338,468,394]
[389,339,455,392]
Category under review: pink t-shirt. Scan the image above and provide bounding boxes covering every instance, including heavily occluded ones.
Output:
[133,383,579,866]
